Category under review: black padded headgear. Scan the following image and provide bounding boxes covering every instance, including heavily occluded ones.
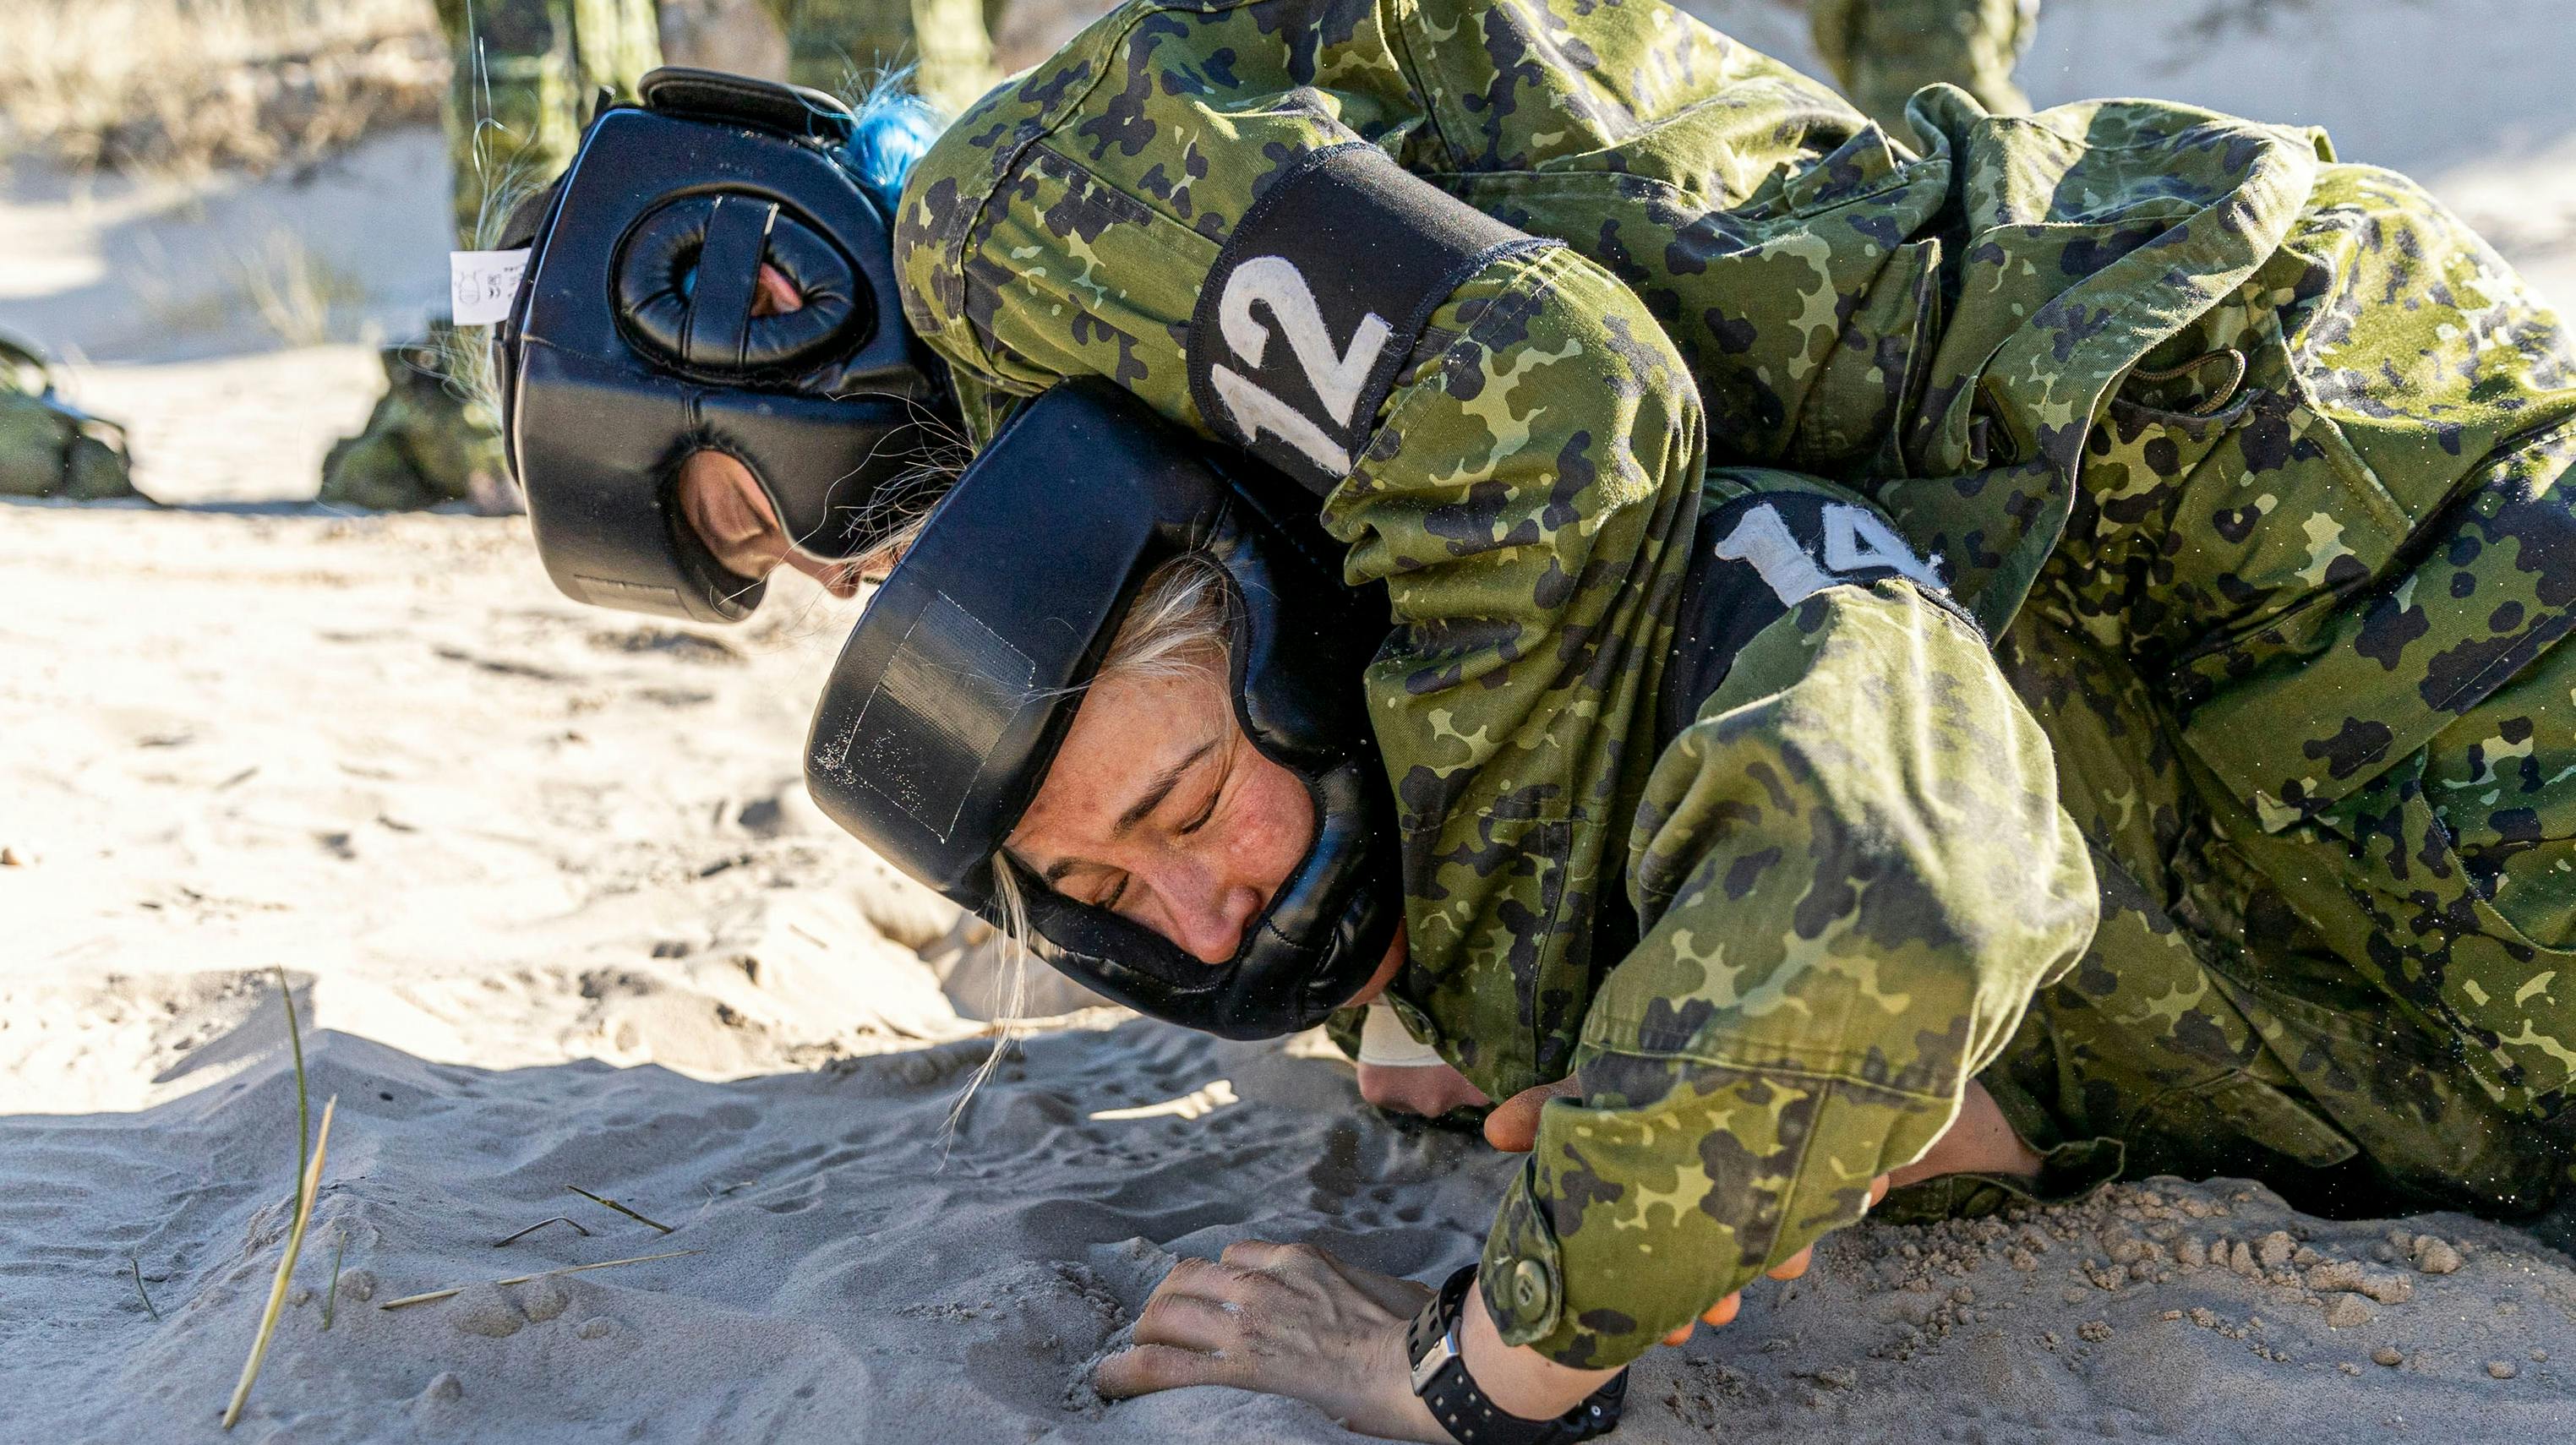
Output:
[495,68,956,624]
[805,382,1400,1039]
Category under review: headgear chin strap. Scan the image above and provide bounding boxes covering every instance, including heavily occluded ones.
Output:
[497,68,958,624]
[804,382,1400,1040]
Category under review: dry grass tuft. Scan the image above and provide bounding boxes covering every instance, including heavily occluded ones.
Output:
[0,0,446,177]
[230,227,372,347]
[376,1249,705,1311]
[565,1184,675,1235]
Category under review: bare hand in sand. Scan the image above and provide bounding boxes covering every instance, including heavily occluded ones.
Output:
[1098,1240,1451,1441]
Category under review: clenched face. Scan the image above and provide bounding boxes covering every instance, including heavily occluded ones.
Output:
[1007,657,1409,1005]
[1007,658,1315,965]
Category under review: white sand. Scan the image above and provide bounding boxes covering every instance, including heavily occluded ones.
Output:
[8,3,2576,1440]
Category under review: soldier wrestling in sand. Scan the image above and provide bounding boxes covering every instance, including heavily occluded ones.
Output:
[473,0,2576,1437]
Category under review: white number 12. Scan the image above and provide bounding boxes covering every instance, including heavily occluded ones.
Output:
[1207,256,1392,477]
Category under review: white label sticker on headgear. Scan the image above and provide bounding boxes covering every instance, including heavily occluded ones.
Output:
[450,248,531,325]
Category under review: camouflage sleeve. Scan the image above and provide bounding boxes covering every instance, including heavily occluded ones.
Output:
[1477,568,2099,1368]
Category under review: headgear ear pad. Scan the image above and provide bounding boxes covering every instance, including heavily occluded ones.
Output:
[805,381,1400,1039]
[498,68,955,624]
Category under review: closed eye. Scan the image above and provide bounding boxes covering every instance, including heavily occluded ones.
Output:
[1175,766,1225,837]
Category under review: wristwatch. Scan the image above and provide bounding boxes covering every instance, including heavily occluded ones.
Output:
[1405,1265,1627,1444]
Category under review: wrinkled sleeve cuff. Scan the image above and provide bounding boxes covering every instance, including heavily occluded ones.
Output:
[1479,1159,1575,1355]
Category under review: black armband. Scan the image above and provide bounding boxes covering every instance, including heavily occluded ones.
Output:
[1186,143,1552,495]
[1658,489,1973,744]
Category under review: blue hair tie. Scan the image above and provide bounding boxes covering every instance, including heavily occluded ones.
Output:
[841,86,947,220]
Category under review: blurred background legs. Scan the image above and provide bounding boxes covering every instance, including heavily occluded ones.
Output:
[756,0,997,112]
[319,0,662,515]
[0,331,137,501]
[1809,0,2038,133]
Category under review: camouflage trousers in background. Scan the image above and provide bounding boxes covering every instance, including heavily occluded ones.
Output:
[1809,0,2037,133]
[0,332,139,503]
[761,0,999,113]
[319,329,522,515]
[430,0,663,243]
[322,0,662,514]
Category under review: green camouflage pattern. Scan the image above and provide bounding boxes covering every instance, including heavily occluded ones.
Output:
[431,0,661,242]
[1810,0,2035,133]
[319,330,517,514]
[0,332,136,502]
[761,0,998,114]
[892,0,2576,1368]
[325,0,659,512]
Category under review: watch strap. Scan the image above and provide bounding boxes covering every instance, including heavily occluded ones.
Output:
[1405,1265,1626,1445]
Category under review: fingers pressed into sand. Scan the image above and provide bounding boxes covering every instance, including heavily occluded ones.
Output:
[1482,1077,1582,1153]
[1661,1290,1744,1347]
[1097,1341,1249,1398]
[1869,1175,1891,1208]
[1766,1246,1813,1282]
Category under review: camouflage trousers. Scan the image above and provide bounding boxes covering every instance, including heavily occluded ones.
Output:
[1963,170,2576,1223]
[321,0,661,512]
[758,0,998,115]
[319,329,520,515]
[430,0,662,243]
[1809,0,2037,134]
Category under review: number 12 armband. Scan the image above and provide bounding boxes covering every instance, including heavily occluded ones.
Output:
[1185,143,1555,495]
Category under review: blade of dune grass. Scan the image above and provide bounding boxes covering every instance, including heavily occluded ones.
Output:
[375,1249,704,1311]
[564,1184,674,1234]
[494,1216,591,1247]
[221,1094,336,1429]
[319,1230,346,1331]
[130,1256,160,1322]
[272,966,308,1189]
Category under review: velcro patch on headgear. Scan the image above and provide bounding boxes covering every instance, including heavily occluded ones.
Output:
[1186,143,1551,495]
[828,591,1035,842]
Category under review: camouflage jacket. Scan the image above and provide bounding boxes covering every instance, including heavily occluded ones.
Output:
[894,0,2576,1368]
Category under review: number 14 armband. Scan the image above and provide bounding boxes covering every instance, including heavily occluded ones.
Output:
[1184,143,1555,494]
[1655,487,1980,744]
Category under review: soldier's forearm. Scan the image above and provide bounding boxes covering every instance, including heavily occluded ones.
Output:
[1455,1271,1624,1423]
[1889,1078,2041,1188]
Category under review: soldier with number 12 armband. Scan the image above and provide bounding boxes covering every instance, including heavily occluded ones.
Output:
[482,2,2576,1437]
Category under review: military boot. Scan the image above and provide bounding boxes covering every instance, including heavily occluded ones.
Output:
[0,332,139,502]
[318,328,520,514]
